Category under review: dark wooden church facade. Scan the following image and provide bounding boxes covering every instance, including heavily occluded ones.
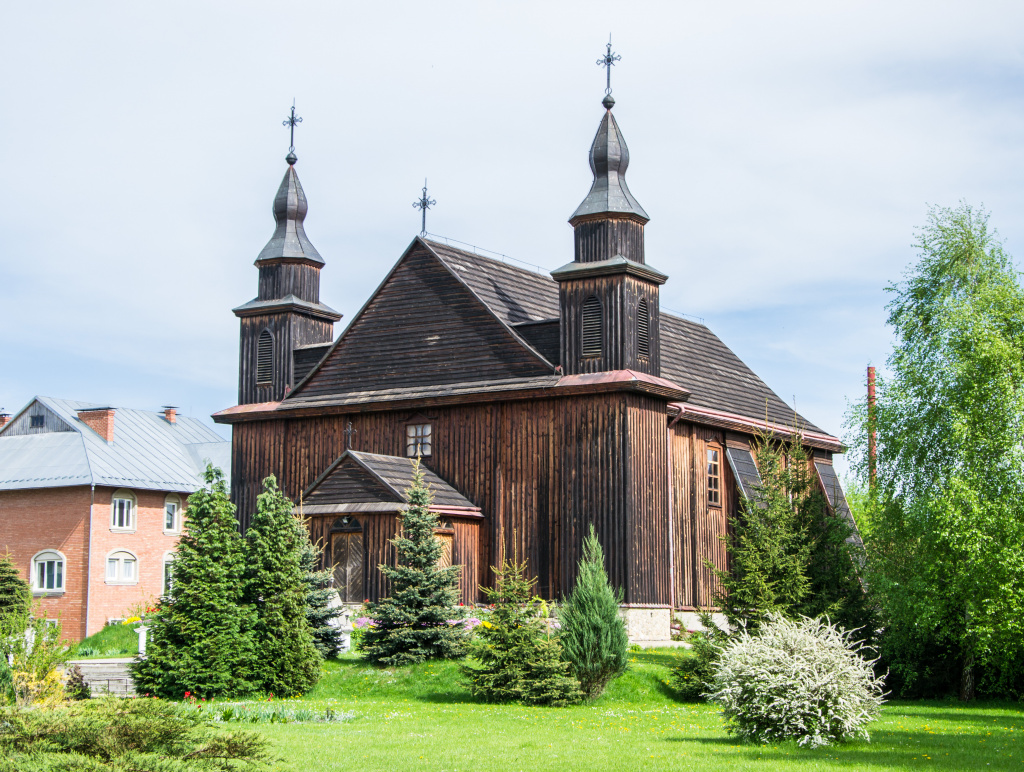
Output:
[215,93,850,612]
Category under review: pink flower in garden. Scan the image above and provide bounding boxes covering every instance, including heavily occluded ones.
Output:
[353,617,377,629]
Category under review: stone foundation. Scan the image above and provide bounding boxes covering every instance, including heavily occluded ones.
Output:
[619,606,673,643]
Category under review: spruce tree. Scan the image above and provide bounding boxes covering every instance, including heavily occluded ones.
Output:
[0,551,29,621]
[712,434,868,635]
[463,558,582,706]
[297,530,344,658]
[559,525,629,699]
[359,459,467,666]
[244,476,321,696]
[131,466,256,699]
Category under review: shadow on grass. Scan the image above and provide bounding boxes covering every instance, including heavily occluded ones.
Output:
[668,727,1023,770]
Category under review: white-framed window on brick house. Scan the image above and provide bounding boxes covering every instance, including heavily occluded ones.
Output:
[110,489,137,531]
[164,494,182,533]
[162,552,175,596]
[105,550,139,585]
[406,423,432,457]
[31,550,65,594]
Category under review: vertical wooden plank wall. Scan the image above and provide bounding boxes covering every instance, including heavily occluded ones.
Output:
[669,421,738,610]
[231,392,673,604]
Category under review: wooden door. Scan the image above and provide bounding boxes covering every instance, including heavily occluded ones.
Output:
[332,531,365,603]
[437,533,453,569]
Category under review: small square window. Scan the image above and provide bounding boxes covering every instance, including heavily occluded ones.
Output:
[30,415,45,428]
[106,551,138,584]
[406,424,432,457]
[33,551,64,593]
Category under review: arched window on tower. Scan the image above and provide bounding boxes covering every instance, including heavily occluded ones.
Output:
[581,296,603,358]
[637,298,650,359]
[256,329,274,385]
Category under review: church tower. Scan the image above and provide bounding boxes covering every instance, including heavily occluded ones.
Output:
[553,91,667,376]
[234,124,341,405]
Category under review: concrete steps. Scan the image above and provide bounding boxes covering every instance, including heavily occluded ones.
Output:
[68,658,136,697]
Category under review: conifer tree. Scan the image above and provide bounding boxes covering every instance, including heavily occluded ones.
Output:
[559,525,629,699]
[244,476,321,695]
[0,551,29,621]
[297,531,344,658]
[131,466,256,699]
[463,558,582,706]
[360,459,467,666]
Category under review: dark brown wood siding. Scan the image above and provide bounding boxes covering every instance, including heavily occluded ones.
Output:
[572,216,646,265]
[559,275,660,377]
[238,313,335,405]
[291,246,552,400]
[231,391,672,605]
[304,460,400,505]
[258,262,322,304]
[305,512,480,605]
[670,421,737,609]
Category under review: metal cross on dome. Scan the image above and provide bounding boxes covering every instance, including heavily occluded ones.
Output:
[412,179,436,236]
[283,100,302,155]
[597,35,621,95]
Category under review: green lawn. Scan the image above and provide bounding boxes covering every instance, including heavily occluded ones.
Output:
[237,652,1024,771]
[70,622,139,659]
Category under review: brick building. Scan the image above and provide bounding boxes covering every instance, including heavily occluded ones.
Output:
[0,397,229,641]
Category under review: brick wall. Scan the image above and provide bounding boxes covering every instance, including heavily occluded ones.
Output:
[0,486,92,640]
[86,486,185,637]
[0,485,188,641]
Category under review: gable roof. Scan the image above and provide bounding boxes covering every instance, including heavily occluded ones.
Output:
[0,397,230,492]
[426,240,823,432]
[286,239,555,401]
[301,450,478,512]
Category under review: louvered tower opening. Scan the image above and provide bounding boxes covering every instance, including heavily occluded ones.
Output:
[637,298,650,358]
[256,329,274,384]
[581,296,603,357]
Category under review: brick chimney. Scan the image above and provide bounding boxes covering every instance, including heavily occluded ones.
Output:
[78,407,116,442]
[162,406,178,424]
[0,412,10,431]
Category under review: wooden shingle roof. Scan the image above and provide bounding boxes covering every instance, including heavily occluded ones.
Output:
[426,240,823,433]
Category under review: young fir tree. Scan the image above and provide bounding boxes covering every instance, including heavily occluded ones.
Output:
[244,476,322,696]
[463,558,582,706]
[131,466,256,699]
[713,433,868,635]
[559,525,629,699]
[296,528,344,659]
[360,460,467,666]
[0,551,29,621]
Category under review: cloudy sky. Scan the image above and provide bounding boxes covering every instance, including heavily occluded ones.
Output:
[3,1,1023,474]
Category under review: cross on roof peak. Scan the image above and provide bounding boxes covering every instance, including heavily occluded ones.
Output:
[282,100,302,165]
[597,35,621,98]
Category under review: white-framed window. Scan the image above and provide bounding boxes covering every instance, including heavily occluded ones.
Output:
[162,552,175,595]
[406,423,432,457]
[164,494,182,533]
[105,550,139,585]
[110,489,137,531]
[32,550,65,594]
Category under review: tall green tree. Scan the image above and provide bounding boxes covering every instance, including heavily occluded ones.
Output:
[132,466,256,699]
[847,203,1024,699]
[559,525,628,699]
[244,476,322,695]
[359,460,467,666]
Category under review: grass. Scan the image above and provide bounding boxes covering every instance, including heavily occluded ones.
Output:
[70,622,139,659]
[228,651,1024,771]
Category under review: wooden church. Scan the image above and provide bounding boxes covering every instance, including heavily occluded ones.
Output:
[214,87,851,632]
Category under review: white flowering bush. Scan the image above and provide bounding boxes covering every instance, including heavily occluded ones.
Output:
[707,615,885,748]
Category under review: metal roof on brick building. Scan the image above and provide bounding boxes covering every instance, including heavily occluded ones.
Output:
[0,397,230,492]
